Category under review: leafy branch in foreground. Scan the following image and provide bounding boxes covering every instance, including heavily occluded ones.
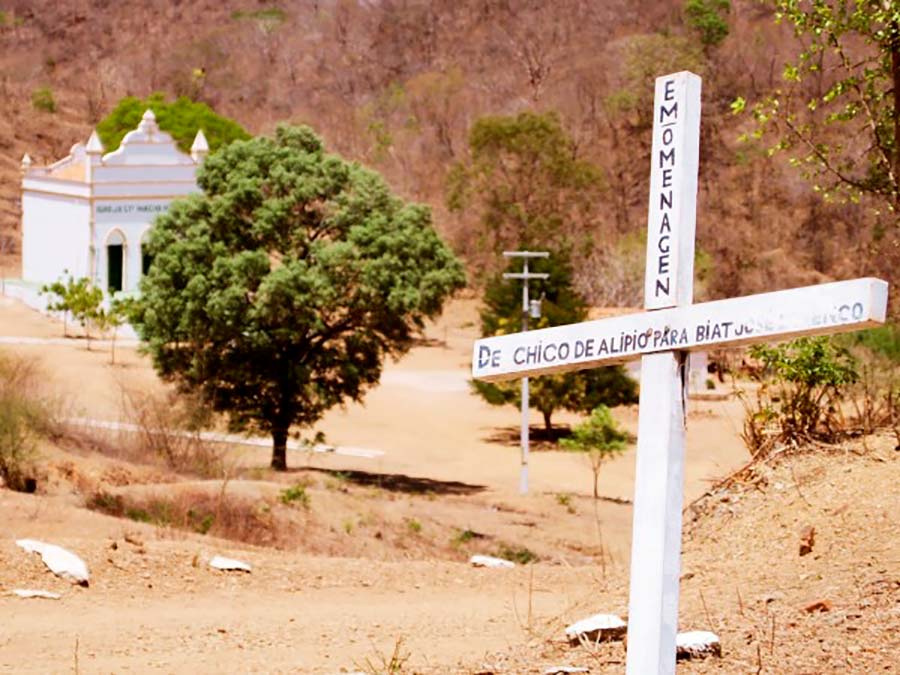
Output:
[736,2,900,214]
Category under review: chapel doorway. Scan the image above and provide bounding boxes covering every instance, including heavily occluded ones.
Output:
[106,230,125,293]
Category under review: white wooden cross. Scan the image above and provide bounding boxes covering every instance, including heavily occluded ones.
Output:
[471,71,889,674]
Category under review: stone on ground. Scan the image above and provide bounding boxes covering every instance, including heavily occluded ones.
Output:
[209,555,252,573]
[675,630,721,660]
[469,555,515,569]
[16,539,90,586]
[10,589,62,599]
[564,613,627,645]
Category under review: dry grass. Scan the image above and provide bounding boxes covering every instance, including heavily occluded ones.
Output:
[118,386,226,478]
[86,484,294,548]
[0,350,61,491]
[60,385,228,480]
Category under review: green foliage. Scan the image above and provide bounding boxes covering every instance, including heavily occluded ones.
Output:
[451,528,481,546]
[406,517,422,534]
[743,3,900,211]
[279,483,310,508]
[31,87,56,113]
[838,323,900,363]
[495,544,538,565]
[447,111,604,273]
[231,7,286,23]
[561,405,629,455]
[94,296,131,364]
[132,124,465,470]
[472,253,638,431]
[40,272,104,343]
[0,10,24,26]
[561,405,629,499]
[684,0,730,48]
[606,34,704,128]
[96,92,250,154]
[741,337,858,455]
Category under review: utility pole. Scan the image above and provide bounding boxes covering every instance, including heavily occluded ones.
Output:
[502,250,549,494]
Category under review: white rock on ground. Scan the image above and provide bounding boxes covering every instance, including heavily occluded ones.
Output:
[544,666,589,674]
[469,555,515,569]
[209,555,252,573]
[10,589,62,600]
[675,630,722,660]
[564,613,627,645]
[16,539,90,586]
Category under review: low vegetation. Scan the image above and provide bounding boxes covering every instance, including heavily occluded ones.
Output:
[279,483,311,508]
[561,405,629,499]
[0,352,58,492]
[30,86,56,113]
[739,332,900,457]
[87,487,289,547]
[117,387,225,478]
[494,544,538,565]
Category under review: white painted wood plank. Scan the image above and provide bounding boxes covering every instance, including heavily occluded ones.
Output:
[625,351,687,675]
[472,277,888,382]
[644,72,702,310]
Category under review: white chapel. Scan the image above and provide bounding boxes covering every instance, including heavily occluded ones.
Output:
[20,110,208,295]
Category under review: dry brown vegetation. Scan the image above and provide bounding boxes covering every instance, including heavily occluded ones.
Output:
[2,1,898,308]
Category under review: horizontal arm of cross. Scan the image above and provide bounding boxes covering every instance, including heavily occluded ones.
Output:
[472,277,887,382]
[502,251,550,259]
[502,272,550,280]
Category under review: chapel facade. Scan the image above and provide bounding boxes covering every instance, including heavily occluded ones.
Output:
[20,110,208,294]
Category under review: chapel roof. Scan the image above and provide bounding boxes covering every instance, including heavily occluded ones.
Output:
[22,110,206,184]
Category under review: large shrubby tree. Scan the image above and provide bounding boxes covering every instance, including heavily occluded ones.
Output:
[446,111,605,279]
[133,125,466,470]
[471,253,638,433]
[96,92,250,154]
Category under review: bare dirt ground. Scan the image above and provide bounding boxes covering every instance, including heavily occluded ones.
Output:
[1,296,897,673]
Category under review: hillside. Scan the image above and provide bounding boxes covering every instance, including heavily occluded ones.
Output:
[1,0,895,303]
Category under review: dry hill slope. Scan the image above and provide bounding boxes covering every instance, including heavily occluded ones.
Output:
[1,431,896,672]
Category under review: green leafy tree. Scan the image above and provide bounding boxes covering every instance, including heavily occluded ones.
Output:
[41,273,103,346]
[41,272,75,336]
[94,296,131,365]
[472,253,638,432]
[684,0,731,50]
[561,405,629,499]
[67,279,104,349]
[132,125,465,470]
[605,34,704,130]
[96,92,250,154]
[446,111,604,276]
[738,3,900,212]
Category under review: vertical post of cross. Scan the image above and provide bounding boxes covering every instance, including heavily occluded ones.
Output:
[502,250,549,494]
[626,71,702,675]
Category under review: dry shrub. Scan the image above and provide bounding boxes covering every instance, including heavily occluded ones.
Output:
[118,386,226,478]
[87,485,292,547]
[845,356,900,449]
[0,351,60,491]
